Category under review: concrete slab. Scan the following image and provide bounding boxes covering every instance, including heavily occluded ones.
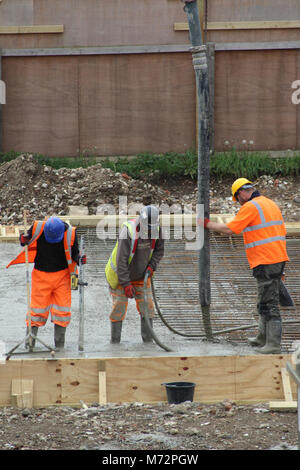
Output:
[1,242,256,360]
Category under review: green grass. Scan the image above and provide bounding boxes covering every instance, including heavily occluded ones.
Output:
[1,149,300,180]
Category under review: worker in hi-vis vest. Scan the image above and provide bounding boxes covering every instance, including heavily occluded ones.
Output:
[7,216,86,351]
[105,205,164,344]
[199,178,289,354]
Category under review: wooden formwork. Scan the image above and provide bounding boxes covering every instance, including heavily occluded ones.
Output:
[0,354,297,407]
[0,215,299,241]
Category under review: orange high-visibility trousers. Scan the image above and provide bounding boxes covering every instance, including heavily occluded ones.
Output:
[26,268,71,327]
[109,278,155,322]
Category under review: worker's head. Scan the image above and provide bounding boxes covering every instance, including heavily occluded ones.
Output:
[139,205,160,239]
[231,178,254,204]
[44,216,65,243]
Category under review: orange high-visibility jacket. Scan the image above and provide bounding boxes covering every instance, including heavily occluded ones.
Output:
[6,220,78,276]
[226,195,289,269]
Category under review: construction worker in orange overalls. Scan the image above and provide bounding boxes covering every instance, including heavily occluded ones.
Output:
[105,205,164,344]
[7,216,86,350]
[199,178,289,354]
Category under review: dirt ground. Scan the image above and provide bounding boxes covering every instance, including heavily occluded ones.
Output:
[0,154,299,225]
[0,400,298,452]
[1,154,300,453]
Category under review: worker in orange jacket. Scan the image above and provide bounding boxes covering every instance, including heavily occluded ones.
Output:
[199,178,289,354]
[7,216,86,351]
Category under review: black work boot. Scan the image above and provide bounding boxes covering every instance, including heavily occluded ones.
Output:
[248,316,266,347]
[254,318,282,354]
[110,321,122,344]
[141,316,153,343]
[25,326,39,349]
[54,324,66,351]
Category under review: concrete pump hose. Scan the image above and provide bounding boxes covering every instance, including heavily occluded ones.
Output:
[143,272,173,352]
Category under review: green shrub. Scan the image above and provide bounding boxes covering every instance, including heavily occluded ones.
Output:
[0,149,300,179]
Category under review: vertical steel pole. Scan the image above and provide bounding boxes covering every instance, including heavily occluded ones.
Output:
[297,359,300,449]
[0,49,3,154]
[78,236,85,352]
[182,0,212,339]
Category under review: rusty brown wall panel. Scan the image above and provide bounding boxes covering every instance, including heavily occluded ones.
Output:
[214,50,297,151]
[206,0,300,44]
[0,0,188,49]
[207,30,300,45]
[79,53,195,156]
[2,57,79,156]
[208,0,300,21]
[2,53,195,157]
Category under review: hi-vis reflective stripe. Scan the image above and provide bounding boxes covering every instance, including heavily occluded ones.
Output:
[243,200,283,233]
[27,315,47,323]
[110,257,117,272]
[243,220,283,232]
[52,314,71,323]
[245,235,286,249]
[31,306,50,314]
[31,305,70,314]
[65,226,77,275]
[30,221,44,243]
[243,199,286,249]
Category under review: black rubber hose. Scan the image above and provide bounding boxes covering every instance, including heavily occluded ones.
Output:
[142,272,173,352]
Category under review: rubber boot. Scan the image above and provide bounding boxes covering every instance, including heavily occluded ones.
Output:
[25,326,38,349]
[110,321,122,344]
[248,316,266,347]
[141,316,153,343]
[254,318,282,354]
[54,324,66,351]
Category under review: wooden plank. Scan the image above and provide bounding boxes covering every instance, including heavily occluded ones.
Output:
[174,21,300,31]
[0,25,64,34]
[61,359,99,405]
[234,356,291,402]
[0,355,297,406]
[11,379,33,408]
[98,361,107,405]
[3,42,300,57]
[282,367,293,401]
[269,401,297,410]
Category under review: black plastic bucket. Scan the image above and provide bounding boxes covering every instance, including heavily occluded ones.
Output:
[162,381,196,404]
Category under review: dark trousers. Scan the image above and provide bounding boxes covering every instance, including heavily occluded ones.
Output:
[252,262,285,321]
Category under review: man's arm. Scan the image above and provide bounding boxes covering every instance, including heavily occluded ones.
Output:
[148,231,164,271]
[205,221,234,236]
[116,226,132,287]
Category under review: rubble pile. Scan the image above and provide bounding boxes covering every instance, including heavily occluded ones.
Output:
[0,154,182,225]
[0,153,299,225]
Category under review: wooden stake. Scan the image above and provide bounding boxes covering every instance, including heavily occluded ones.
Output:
[98,361,107,405]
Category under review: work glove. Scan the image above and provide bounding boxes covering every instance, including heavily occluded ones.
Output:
[146,266,154,278]
[19,233,30,246]
[80,254,87,265]
[197,218,210,229]
[124,284,136,298]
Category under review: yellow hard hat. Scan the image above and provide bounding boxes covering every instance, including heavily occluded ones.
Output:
[231,178,253,201]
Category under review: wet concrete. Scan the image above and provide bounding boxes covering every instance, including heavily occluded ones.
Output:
[1,242,256,360]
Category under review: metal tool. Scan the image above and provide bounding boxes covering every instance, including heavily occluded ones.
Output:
[78,236,88,352]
